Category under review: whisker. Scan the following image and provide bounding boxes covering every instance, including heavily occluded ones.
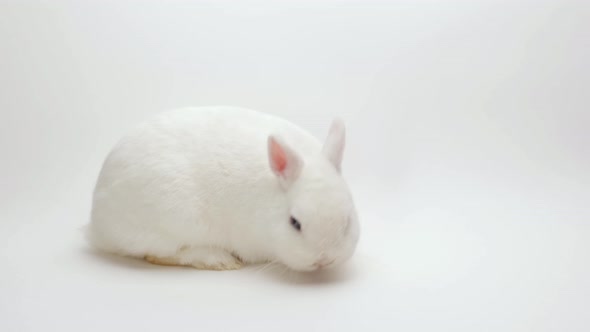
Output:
[255,260,280,274]
[254,261,273,273]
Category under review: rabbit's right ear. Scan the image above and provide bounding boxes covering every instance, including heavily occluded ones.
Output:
[268,135,303,187]
[322,118,346,172]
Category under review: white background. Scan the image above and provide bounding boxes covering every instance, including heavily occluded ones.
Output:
[1,0,589,331]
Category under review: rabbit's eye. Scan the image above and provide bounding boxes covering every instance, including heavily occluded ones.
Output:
[290,217,301,232]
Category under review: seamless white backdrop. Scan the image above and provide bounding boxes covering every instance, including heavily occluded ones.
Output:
[1,1,589,331]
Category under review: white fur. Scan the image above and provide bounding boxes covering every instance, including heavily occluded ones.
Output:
[87,106,360,271]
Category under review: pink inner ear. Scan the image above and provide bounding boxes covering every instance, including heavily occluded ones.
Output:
[271,140,288,172]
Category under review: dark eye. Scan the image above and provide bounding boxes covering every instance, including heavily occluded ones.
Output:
[290,217,301,232]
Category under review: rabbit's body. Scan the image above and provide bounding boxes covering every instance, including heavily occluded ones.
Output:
[88,106,359,271]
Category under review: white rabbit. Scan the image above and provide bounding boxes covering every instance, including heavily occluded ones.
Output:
[87,106,359,271]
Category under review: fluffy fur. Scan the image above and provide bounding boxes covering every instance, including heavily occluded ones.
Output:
[87,106,360,271]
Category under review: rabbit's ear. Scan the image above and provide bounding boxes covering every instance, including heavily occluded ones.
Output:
[268,135,303,186]
[322,118,346,172]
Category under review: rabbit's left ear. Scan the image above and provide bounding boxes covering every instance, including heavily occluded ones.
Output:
[322,118,346,172]
[268,135,303,186]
